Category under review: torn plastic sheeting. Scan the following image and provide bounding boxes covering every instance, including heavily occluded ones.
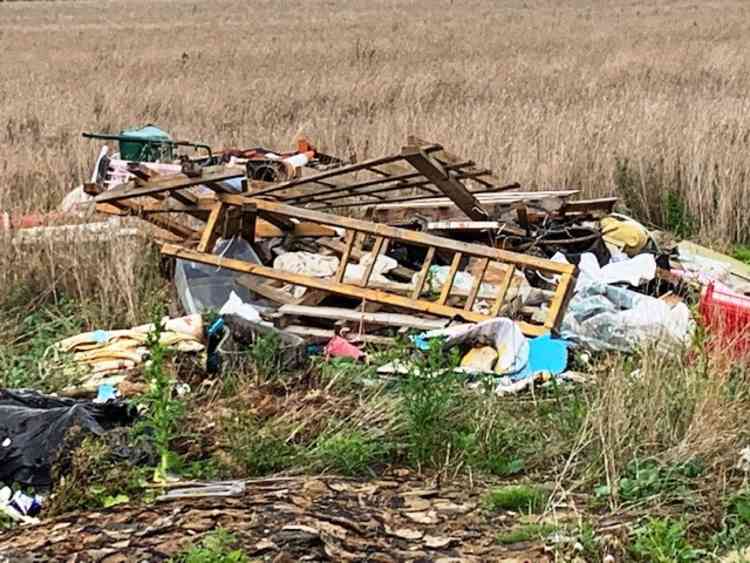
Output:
[175,237,261,315]
[0,389,137,487]
[273,251,339,299]
[414,318,529,375]
[219,291,261,323]
[560,283,693,352]
[554,251,656,291]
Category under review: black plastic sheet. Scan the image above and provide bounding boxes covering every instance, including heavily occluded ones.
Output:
[0,389,136,487]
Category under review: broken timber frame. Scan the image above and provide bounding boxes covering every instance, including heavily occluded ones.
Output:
[161,195,577,336]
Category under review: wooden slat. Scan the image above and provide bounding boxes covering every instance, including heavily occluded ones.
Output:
[464,257,488,311]
[334,230,356,283]
[94,165,243,204]
[162,243,550,336]
[359,236,386,287]
[544,271,575,330]
[318,238,415,280]
[238,276,295,305]
[197,202,224,253]
[438,252,462,305]
[402,148,488,221]
[410,247,436,300]
[490,264,516,317]
[213,195,575,275]
[278,305,448,330]
[110,200,196,240]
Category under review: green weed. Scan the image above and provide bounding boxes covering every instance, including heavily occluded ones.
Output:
[732,246,750,266]
[246,332,283,380]
[664,190,696,239]
[0,298,83,391]
[171,528,249,563]
[595,458,702,505]
[496,523,558,545]
[137,310,185,482]
[47,435,149,516]
[316,356,377,390]
[483,484,549,514]
[400,339,465,468]
[708,490,750,556]
[630,517,705,562]
[224,413,298,476]
[577,520,603,562]
[311,429,391,476]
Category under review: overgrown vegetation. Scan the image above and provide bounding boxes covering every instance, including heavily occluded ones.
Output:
[483,485,550,514]
[171,529,249,563]
[137,311,185,482]
[496,523,558,545]
[630,518,705,562]
[47,435,148,516]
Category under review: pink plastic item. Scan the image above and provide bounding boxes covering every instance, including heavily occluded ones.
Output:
[699,282,750,356]
[324,336,364,360]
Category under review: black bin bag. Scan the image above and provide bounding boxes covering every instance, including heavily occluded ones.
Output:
[0,389,136,487]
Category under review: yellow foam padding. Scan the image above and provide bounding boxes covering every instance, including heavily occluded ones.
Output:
[601,216,648,256]
[460,346,499,373]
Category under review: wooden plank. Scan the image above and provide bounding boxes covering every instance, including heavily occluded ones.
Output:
[283,325,395,345]
[110,200,197,240]
[278,305,448,330]
[464,257,488,311]
[560,197,618,216]
[214,195,576,275]
[246,151,439,198]
[162,243,555,336]
[318,238,415,281]
[359,236,386,287]
[438,252,462,305]
[544,269,575,330]
[411,247,436,300]
[238,275,296,305]
[94,165,244,204]
[334,230,356,283]
[254,221,336,238]
[241,203,257,245]
[197,202,224,253]
[402,148,488,221]
[490,264,516,317]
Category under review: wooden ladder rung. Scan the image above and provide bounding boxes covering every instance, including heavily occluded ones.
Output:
[334,230,356,283]
[464,257,488,311]
[438,252,463,305]
[490,264,516,317]
[411,247,436,300]
[359,236,388,287]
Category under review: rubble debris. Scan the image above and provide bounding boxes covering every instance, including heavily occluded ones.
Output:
[0,474,554,561]
[48,314,204,379]
[0,390,136,487]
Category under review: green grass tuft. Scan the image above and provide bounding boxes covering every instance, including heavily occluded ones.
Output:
[483,484,549,514]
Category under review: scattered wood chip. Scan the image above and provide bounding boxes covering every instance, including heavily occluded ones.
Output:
[424,535,458,549]
[385,526,424,541]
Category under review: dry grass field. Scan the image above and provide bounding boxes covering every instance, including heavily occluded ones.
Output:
[2,0,750,318]
[3,3,750,558]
